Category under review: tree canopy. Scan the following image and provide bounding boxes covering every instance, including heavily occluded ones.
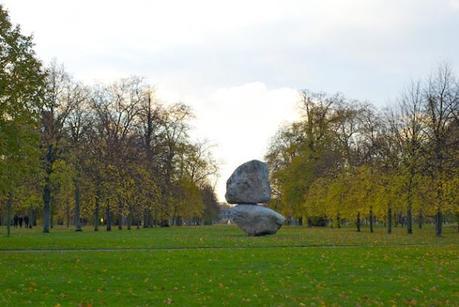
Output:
[265,69,459,236]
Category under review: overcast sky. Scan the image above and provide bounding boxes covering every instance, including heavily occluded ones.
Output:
[3,0,459,201]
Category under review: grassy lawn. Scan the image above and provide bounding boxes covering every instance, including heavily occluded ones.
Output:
[0,225,458,306]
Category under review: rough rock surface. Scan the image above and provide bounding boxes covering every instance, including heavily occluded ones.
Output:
[229,204,285,236]
[225,160,271,204]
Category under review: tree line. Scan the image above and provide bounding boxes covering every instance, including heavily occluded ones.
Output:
[0,6,219,235]
[2,4,458,237]
[265,67,458,236]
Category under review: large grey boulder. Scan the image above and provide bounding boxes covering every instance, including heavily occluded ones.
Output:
[229,204,285,236]
[225,160,271,204]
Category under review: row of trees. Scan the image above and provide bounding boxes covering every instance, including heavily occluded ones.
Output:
[266,66,458,236]
[0,5,219,235]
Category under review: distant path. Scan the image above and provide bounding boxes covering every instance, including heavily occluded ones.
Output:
[0,242,446,253]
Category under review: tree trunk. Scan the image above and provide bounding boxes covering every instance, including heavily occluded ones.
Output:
[152,214,158,228]
[387,207,392,234]
[28,208,33,229]
[435,208,442,237]
[407,202,413,234]
[143,209,149,228]
[6,194,12,237]
[94,200,100,232]
[43,180,51,233]
[418,210,423,229]
[31,208,36,227]
[74,180,82,232]
[50,204,54,229]
[127,209,132,230]
[43,144,53,233]
[369,207,374,233]
[356,212,361,232]
[307,218,312,228]
[106,205,112,231]
[336,213,341,229]
[66,200,70,228]
[118,202,123,230]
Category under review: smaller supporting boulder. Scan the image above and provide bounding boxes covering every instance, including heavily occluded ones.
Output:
[225,160,271,204]
[229,204,285,236]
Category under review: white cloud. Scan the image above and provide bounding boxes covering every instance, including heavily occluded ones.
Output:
[450,0,459,9]
[157,82,300,201]
[1,0,427,59]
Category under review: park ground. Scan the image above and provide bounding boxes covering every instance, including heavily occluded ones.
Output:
[0,225,458,306]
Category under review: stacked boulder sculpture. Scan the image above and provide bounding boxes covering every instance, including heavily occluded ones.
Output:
[224,160,285,236]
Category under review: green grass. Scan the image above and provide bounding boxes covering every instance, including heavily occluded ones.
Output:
[1,225,458,306]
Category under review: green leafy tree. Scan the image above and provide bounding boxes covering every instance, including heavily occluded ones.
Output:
[0,5,45,235]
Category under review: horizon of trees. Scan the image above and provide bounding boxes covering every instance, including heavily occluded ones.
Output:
[0,5,220,235]
[265,67,459,236]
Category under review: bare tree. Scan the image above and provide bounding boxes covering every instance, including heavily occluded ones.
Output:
[90,77,145,230]
[423,64,458,236]
[41,61,75,233]
[391,81,427,234]
[65,82,91,231]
